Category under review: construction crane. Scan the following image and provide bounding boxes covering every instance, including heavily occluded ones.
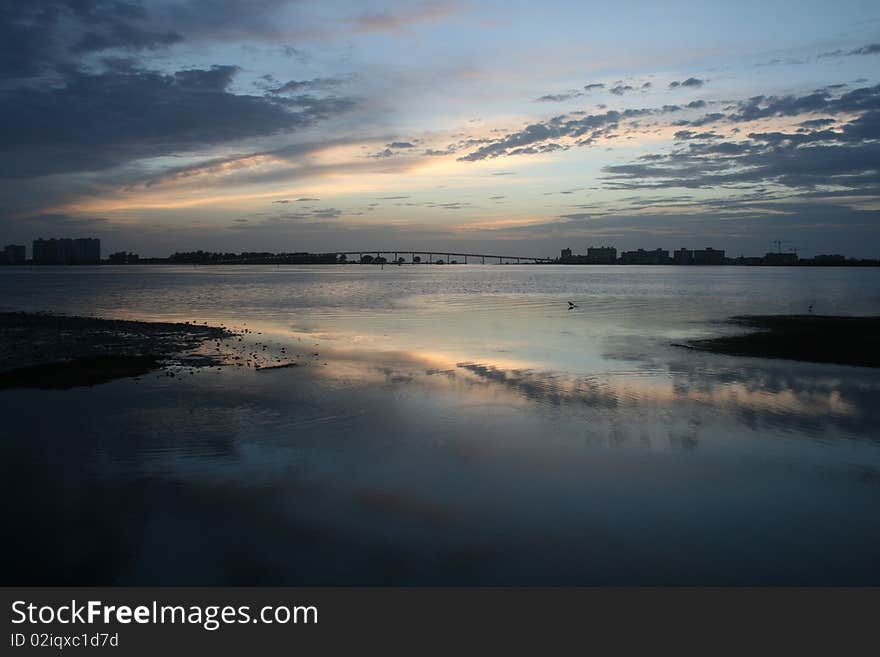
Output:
[772,239,797,255]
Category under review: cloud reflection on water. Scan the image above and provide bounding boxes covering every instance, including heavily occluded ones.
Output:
[295,343,878,443]
[4,321,880,585]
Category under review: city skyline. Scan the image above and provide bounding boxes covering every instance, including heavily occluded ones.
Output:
[1,1,879,258]
[6,234,875,266]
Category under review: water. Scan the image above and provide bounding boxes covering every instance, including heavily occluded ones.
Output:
[2,265,879,584]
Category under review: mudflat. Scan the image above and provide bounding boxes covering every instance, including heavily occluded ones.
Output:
[0,312,232,389]
[682,315,880,368]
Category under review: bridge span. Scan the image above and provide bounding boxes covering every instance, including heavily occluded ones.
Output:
[336,251,553,264]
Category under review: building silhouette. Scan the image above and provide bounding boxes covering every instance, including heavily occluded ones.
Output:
[1,244,26,264]
[32,238,101,264]
[674,247,725,265]
[811,254,846,265]
[762,251,798,266]
[619,248,670,265]
[693,247,725,265]
[560,246,617,264]
[586,246,617,264]
[673,248,693,265]
[108,251,140,264]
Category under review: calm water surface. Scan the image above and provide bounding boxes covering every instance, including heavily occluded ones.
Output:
[2,265,879,584]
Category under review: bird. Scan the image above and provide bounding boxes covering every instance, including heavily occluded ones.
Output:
[568,301,577,310]
[808,304,813,314]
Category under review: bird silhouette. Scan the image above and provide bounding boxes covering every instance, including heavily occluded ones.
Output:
[568,301,577,310]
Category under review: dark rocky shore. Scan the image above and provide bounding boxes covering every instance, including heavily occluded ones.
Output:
[681,315,880,368]
[0,312,233,389]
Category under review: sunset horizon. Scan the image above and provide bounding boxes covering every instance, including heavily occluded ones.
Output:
[2,1,879,258]
[3,3,880,641]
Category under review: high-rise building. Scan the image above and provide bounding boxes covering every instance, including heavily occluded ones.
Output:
[673,248,693,265]
[585,246,617,264]
[72,238,100,264]
[674,247,724,265]
[32,238,100,264]
[1,244,26,264]
[619,248,670,265]
[692,247,724,265]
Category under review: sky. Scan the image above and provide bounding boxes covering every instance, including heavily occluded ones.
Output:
[1,0,879,258]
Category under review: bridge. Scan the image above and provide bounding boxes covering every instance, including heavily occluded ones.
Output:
[336,251,554,264]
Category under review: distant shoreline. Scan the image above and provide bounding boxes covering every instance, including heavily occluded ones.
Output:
[679,315,880,368]
[3,261,880,267]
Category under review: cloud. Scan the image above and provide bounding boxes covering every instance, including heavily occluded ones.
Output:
[756,57,807,67]
[729,92,831,122]
[543,187,583,195]
[423,147,457,156]
[724,85,880,124]
[673,130,721,140]
[601,101,880,195]
[426,201,469,210]
[536,92,583,102]
[311,208,343,218]
[268,76,353,94]
[673,112,726,127]
[173,65,240,90]
[851,43,880,55]
[798,118,836,129]
[153,0,304,41]
[0,1,303,82]
[610,84,634,95]
[0,2,359,184]
[0,1,180,79]
[458,105,677,161]
[819,43,880,58]
[368,141,420,158]
[0,66,356,179]
[350,1,458,33]
[583,83,605,91]
[459,83,880,171]
[669,78,705,88]
[241,207,343,227]
[0,211,120,247]
[137,140,338,188]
